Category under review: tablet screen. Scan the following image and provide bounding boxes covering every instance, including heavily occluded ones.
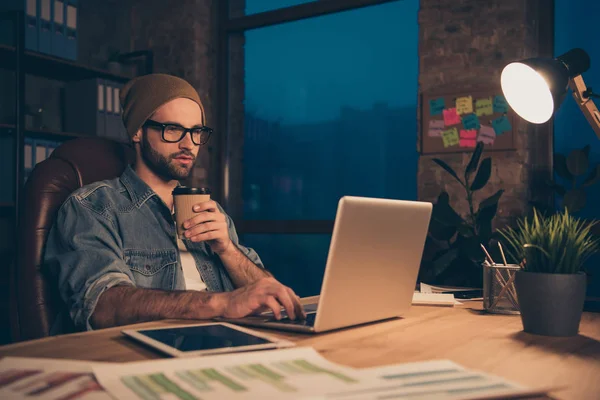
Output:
[136,324,272,352]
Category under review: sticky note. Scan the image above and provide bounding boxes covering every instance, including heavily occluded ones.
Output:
[442,128,459,148]
[492,116,512,135]
[493,95,509,113]
[462,114,480,130]
[460,139,477,148]
[429,98,445,116]
[456,96,473,115]
[443,108,461,126]
[428,119,445,137]
[475,97,493,116]
[460,129,477,139]
[478,125,496,145]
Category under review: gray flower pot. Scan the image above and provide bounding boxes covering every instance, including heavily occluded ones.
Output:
[514,271,586,337]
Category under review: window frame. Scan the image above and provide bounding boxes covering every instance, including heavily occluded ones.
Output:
[216,0,402,234]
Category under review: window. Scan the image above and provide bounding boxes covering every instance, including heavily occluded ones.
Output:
[224,0,419,295]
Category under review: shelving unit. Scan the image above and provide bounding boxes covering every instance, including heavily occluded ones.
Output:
[0,10,142,343]
[0,43,131,83]
[0,11,137,214]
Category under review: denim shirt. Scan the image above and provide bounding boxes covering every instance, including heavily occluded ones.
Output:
[44,165,263,332]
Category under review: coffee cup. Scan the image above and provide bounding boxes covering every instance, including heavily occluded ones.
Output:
[172,187,211,238]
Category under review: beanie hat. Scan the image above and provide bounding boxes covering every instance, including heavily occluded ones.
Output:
[119,73,205,138]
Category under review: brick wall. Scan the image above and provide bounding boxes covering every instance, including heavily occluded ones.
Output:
[417,0,553,228]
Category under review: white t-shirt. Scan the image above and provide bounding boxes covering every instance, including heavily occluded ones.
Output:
[174,212,207,291]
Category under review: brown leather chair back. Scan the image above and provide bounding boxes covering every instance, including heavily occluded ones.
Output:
[10,137,135,341]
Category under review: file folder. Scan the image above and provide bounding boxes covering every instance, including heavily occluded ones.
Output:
[64,0,76,60]
[52,0,67,58]
[0,0,39,52]
[38,0,52,54]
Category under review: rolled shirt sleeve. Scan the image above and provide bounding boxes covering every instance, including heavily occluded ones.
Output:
[45,196,135,331]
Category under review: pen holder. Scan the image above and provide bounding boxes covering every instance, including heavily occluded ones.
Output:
[483,263,520,315]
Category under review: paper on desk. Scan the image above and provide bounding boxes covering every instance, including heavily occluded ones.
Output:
[328,359,534,400]
[420,283,481,293]
[412,292,461,306]
[0,357,113,400]
[93,346,382,400]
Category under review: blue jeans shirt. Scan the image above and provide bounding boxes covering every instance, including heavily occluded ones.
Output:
[44,165,264,332]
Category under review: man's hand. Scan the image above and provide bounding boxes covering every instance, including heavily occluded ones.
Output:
[183,200,232,254]
[216,277,306,321]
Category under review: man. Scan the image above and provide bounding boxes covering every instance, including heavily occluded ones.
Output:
[45,73,305,333]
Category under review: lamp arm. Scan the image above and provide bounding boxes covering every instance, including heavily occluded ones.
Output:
[569,75,600,140]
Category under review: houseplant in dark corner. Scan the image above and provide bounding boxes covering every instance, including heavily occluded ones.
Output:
[499,209,599,336]
[548,144,600,213]
[422,142,504,287]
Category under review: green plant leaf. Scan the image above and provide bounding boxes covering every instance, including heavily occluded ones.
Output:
[456,223,474,237]
[554,153,573,180]
[550,181,567,196]
[583,164,600,187]
[432,192,464,227]
[563,188,586,213]
[429,219,457,241]
[479,189,504,210]
[470,158,491,191]
[432,247,460,276]
[566,148,589,176]
[582,144,591,160]
[433,158,463,185]
[477,202,498,224]
[460,236,485,262]
[465,142,484,182]
[477,218,493,243]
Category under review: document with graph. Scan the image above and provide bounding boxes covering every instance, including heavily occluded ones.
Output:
[0,357,112,400]
[93,347,379,400]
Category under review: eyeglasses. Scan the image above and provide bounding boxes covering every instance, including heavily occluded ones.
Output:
[143,119,213,146]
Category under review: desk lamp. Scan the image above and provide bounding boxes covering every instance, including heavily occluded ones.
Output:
[500,48,600,138]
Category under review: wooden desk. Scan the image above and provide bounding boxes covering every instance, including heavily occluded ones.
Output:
[1,302,599,399]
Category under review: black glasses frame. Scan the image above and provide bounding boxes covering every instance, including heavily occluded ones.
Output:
[143,119,213,145]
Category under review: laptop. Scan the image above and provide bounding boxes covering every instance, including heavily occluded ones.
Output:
[219,196,432,333]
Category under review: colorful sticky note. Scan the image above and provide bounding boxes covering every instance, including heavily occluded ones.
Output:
[456,96,473,115]
[460,129,477,139]
[429,98,445,116]
[478,125,496,145]
[462,114,480,130]
[460,139,477,148]
[493,95,509,113]
[492,116,512,135]
[475,97,493,116]
[443,108,461,126]
[442,128,459,148]
[428,120,445,137]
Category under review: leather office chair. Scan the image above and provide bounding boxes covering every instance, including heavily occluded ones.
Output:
[10,137,135,342]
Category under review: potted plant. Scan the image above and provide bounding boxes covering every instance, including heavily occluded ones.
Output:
[421,141,504,287]
[499,208,599,336]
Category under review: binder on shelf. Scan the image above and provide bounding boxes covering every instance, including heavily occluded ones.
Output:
[34,139,47,165]
[65,78,106,137]
[113,84,128,142]
[52,0,67,59]
[104,82,127,142]
[0,0,40,52]
[38,0,52,54]
[64,0,76,60]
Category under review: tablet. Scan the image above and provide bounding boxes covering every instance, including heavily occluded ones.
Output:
[122,322,295,357]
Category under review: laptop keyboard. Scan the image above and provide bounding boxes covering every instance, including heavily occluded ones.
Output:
[270,312,317,327]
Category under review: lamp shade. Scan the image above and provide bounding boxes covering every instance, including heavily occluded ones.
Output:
[500,48,591,124]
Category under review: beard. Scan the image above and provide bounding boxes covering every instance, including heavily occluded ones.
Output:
[140,131,196,181]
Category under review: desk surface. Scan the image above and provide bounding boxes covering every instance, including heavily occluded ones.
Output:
[1,302,599,400]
